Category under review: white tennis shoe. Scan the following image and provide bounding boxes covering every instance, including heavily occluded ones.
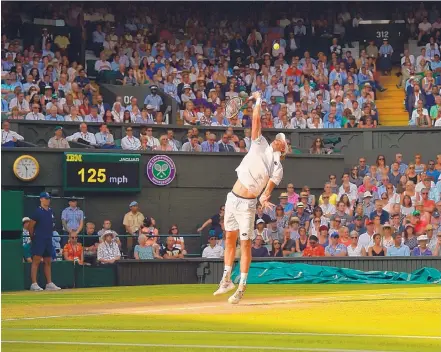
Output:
[45,282,61,291]
[213,280,235,296]
[30,283,43,291]
[228,286,246,304]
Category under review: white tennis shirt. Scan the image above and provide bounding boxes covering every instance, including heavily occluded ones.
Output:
[235,135,283,196]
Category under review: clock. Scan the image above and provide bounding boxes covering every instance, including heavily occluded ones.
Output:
[13,155,40,182]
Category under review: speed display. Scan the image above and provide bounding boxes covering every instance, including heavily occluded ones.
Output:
[63,152,141,192]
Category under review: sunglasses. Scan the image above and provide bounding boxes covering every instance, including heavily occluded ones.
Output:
[422,193,428,195]
[335,219,341,222]
[323,196,329,199]
[378,158,384,160]
[350,237,358,239]
[330,177,336,180]
[71,237,78,239]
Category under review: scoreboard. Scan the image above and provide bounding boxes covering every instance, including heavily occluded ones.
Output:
[358,20,407,62]
[63,152,141,192]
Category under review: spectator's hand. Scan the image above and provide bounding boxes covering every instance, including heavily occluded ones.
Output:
[12,137,17,142]
[197,227,203,232]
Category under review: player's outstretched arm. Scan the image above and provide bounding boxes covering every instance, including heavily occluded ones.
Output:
[251,91,262,141]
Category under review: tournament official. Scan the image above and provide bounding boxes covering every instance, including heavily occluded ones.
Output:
[28,192,61,291]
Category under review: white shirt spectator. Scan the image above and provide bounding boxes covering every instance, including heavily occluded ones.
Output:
[358,232,375,251]
[347,244,364,257]
[2,129,24,144]
[66,131,97,145]
[25,111,45,120]
[9,98,30,113]
[202,244,224,258]
[435,119,441,127]
[338,183,358,201]
[121,135,141,150]
[64,114,84,122]
[97,241,121,262]
[95,59,111,72]
[419,21,432,33]
[409,108,429,126]
[307,117,324,129]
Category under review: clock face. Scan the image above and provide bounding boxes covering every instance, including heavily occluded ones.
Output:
[13,156,39,181]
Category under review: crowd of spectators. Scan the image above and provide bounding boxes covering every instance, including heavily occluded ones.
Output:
[200,152,441,258]
[3,2,441,151]
[21,152,441,263]
[392,5,441,126]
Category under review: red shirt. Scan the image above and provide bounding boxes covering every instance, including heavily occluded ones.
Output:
[303,245,325,257]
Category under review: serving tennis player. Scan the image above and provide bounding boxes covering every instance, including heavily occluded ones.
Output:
[214,91,287,304]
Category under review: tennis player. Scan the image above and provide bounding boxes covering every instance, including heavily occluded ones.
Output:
[214,91,287,304]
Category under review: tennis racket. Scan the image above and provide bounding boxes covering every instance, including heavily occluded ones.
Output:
[225,96,251,119]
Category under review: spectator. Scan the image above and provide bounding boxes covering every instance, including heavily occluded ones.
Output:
[97,230,121,264]
[144,85,163,111]
[63,232,84,265]
[160,236,184,259]
[134,234,158,260]
[412,234,433,256]
[370,199,390,224]
[83,222,99,262]
[281,228,296,256]
[182,135,202,152]
[303,235,325,257]
[387,232,411,256]
[201,133,220,152]
[45,105,65,121]
[26,103,45,120]
[325,232,347,257]
[61,197,84,240]
[95,124,115,149]
[1,120,24,147]
[202,234,224,258]
[254,219,271,244]
[121,127,141,150]
[269,239,284,257]
[347,231,367,256]
[97,220,121,247]
[66,123,97,146]
[197,205,224,236]
[48,126,70,149]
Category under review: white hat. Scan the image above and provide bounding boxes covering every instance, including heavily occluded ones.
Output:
[417,235,428,241]
[183,84,191,89]
[233,66,240,70]
[363,191,373,198]
[256,219,265,225]
[146,104,154,109]
[22,217,31,223]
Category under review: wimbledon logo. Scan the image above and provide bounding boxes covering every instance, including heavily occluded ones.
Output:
[146,155,176,186]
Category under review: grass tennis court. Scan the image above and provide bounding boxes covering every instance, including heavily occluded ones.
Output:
[2,284,441,352]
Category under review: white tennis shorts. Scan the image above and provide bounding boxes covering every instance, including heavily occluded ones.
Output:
[224,192,257,240]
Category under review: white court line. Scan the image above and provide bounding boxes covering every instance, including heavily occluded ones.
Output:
[2,293,438,322]
[0,340,408,352]
[4,328,441,340]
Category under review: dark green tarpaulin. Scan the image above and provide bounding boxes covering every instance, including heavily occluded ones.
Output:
[231,262,441,284]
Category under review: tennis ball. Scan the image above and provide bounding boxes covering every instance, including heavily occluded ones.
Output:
[273,43,280,50]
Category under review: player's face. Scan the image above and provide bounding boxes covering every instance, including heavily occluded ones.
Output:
[272,140,286,155]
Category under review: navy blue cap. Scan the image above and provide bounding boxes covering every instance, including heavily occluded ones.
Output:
[39,192,51,199]
[330,232,339,238]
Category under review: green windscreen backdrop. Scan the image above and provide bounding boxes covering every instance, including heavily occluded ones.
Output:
[1,190,23,232]
[1,191,24,291]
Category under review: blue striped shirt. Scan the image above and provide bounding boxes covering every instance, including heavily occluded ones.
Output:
[61,207,84,231]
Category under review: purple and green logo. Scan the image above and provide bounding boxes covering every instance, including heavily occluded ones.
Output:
[147,155,176,186]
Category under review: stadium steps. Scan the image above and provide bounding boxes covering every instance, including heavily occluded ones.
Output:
[376,69,408,126]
